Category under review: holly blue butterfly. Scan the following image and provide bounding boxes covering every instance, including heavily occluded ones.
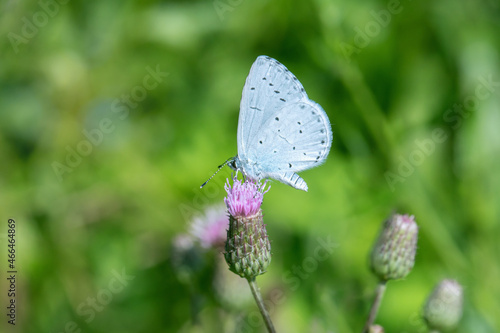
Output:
[202,55,332,191]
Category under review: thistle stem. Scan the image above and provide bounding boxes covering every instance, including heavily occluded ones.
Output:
[362,281,387,333]
[247,277,276,333]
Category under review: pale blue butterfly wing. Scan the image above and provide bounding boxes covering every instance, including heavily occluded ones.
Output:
[237,56,307,156]
[234,56,332,191]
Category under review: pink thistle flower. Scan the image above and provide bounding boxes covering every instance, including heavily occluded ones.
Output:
[224,177,271,279]
[190,205,228,250]
[224,178,270,218]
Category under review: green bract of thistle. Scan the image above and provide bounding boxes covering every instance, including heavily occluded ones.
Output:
[223,178,271,279]
[370,214,418,281]
[423,279,464,332]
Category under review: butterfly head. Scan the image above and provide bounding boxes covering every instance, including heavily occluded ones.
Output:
[228,156,238,172]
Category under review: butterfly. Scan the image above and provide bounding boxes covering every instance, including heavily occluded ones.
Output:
[202,56,332,191]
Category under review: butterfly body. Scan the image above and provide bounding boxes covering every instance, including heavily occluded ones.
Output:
[229,56,332,192]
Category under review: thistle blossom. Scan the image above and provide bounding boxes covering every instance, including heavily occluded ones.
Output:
[224,177,271,279]
[224,178,270,218]
[190,205,228,249]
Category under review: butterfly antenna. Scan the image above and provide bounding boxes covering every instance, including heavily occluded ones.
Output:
[200,158,233,189]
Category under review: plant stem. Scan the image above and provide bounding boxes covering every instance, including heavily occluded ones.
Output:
[362,281,387,333]
[247,277,276,333]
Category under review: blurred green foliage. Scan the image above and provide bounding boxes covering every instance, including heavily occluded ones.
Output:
[0,0,499,332]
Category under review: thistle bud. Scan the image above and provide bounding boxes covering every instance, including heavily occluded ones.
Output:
[423,279,463,332]
[223,178,271,279]
[370,214,418,281]
[171,235,202,283]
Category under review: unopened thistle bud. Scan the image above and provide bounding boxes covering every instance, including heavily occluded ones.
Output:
[171,235,202,283]
[370,214,418,281]
[223,178,271,280]
[423,279,463,332]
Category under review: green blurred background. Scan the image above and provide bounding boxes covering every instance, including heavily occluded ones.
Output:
[1,0,499,332]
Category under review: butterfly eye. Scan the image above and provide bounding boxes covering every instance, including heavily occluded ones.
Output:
[228,160,237,171]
